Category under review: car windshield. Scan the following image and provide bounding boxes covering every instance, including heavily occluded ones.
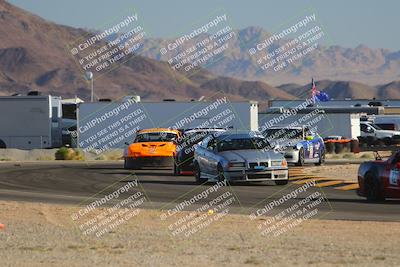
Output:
[216,137,269,152]
[264,128,303,140]
[369,123,383,130]
[180,131,210,146]
[135,132,177,142]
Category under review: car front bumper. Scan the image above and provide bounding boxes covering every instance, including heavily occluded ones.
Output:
[284,149,300,164]
[125,156,174,167]
[224,168,288,182]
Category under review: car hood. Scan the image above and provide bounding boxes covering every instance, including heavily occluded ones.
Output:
[268,138,303,148]
[218,149,283,162]
[378,130,400,135]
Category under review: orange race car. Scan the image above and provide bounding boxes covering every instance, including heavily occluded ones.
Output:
[123,128,181,169]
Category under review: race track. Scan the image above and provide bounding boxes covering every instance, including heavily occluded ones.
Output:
[0,161,399,221]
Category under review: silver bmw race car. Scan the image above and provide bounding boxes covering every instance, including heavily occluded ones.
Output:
[193,131,288,185]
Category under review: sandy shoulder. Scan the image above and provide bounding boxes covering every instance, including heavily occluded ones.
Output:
[306,164,359,182]
[0,200,399,267]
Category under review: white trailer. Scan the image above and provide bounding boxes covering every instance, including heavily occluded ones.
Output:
[259,108,360,139]
[0,95,63,149]
[77,100,258,151]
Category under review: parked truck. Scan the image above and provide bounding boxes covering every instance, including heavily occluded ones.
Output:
[359,121,400,146]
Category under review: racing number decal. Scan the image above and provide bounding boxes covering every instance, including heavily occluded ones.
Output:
[314,142,320,158]
[389,169,399,186]
[308,143,313,159]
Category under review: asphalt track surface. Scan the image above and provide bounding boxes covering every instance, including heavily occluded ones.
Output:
[0,161,399,222]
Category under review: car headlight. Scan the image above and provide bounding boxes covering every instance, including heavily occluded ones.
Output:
[271,160,287,167]
[282,159,287,167]
[271,160,282,167]
[228,162,245,168]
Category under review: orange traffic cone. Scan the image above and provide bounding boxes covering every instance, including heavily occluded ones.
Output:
[0,223,5,230]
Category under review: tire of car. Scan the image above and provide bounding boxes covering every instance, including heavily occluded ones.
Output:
[366,136,376,146]
[364,171,385,201]
[217,164,226,182]
[194,162,206,184]
[315,149,325,166]
[275,179,288,185]
[0,139,6,149]
[173,162,180,176]
[295,148,305,166]
[124,158,138,170]
[383,137,392,146]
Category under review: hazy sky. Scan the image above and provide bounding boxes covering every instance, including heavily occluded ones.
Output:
[8,0,400,50]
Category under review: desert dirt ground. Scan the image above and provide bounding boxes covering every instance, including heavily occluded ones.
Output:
[307,164,359,182]
[1,200,400,267]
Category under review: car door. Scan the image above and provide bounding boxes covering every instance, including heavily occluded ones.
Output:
[203,137,219,176]
[311,135,323,159]
[385,152,400,197]
[303,128,314,162]
[195,141,208,174]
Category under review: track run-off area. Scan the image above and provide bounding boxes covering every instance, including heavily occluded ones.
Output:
[0,161,399,222]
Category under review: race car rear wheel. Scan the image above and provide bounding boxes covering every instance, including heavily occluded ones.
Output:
[364,172,385,201]
[296,148,305,166]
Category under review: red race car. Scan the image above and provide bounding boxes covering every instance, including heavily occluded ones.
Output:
[357,150,400,201]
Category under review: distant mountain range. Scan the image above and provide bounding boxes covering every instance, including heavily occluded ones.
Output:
[141,26,400,87]
[278,80,400,99]
[0,0,399,103]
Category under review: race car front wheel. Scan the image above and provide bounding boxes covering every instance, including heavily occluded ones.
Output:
[364,172,385,201]
[315,150,325,166]
[217,164,226,183]
[194,162,206,184]
[173,163,180,176]
[296,148,305,166]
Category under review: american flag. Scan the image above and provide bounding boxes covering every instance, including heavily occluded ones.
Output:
[311,78,317,99]
[311,78,330,102]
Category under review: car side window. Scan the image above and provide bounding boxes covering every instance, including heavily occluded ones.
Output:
[360,124,369,133]
[361,124,374,133]
[199,139,208,149]
[304,127,313,140]
[207,138,216,151]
